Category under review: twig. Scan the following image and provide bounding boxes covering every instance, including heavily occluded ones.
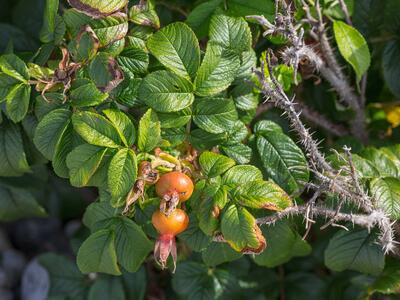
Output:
[214,205,397,251]
[243,0,396,254]
[252,46,396,253]
[360,74,368,106]
[258,54,333,172]
[297,102,349,137]
[303,188,321,239]
[338,0,353,25]
[316,1,367,142]
[300,0,368,142]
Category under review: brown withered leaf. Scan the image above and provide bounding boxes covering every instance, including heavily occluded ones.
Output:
[128,1,160,29]
[241,224,266,255]
[67,0,128,18]
[100,57,124,93]
[76,25,100,50]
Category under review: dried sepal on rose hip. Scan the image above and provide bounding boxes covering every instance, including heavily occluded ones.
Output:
[138,161,159,184]
[151,208,189,272]
[155,171,194,215]
[123,161,159,214]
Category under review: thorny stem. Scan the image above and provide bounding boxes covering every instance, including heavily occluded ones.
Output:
[259,55,333,172]
[314,0,368,142]
[214,205,397,252]
[274,0,368,142]
[343,146,373,212]
[260,53,395,252]
[239,0,396,252]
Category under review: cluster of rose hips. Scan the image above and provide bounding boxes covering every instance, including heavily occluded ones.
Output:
[137,158,194,272]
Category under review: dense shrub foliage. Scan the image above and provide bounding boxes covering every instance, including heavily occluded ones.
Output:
[0,0,399,299]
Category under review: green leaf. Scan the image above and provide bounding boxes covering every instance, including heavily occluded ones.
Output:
[89,53,124,93]
[77,228,121,275]
[83,201,116,230]
[115,77,142,107]
[370,177,400,220]
[128,2,160,29]
[369,258,400,295]
[253,221,311,268]
[68,27,99,62]
[114,217,153,272]
[103,108,135,147]
[186,0,222,39]
[34,108,72,160]
[52,123,76,178]
[122,267,147,300]
[232,180,291,210]
[0,72,19,100]
[328,152,379,179]
[5,83,30,122]
[66,144,108,187]
[220,143,252,164]
[202,242,242,267]
[324,0,354,20]
[108,148,137,198]
[34,93,66,120]
[193,98,238,134]
[158,107,191,129]
[199,151,235,178]
[381,144,400,161]
[162,127,186,146]
[88,276,124,300]
[27,63,53,80]
[360,147,398,177]
[222,165,263,185]
[0,122,30,176]
[138,70,194,113]
[138,109,161,153]
[194,43,240,97]
[283,273,325,300]
[38,253,87,300]
[0,23,37,53]
[172,262,236,300]
[189,129,227,150]
[0,185,46,221]
[70,79,108,107]
[198,199,220,237]
[209,14,252,53]
[254,121,309,195]
[117,47,148,76]
[223,120,248,143]
[67,0,128,17]
[196,179,227,235]
[231,84,259,111]
[324,228,385,275]
[221,204,266,253]
[0,53,29,82]
[383,41,400,97]
[235,49,256,82]
[147,22,200,80]
[226,0,274,18]
[178,215,212,252]
[72,111,122,148]
[64,9,128,47]
[40,0,65,44]
[333,21,371,81]
[86,151,114,188]
[253,119,283,133]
